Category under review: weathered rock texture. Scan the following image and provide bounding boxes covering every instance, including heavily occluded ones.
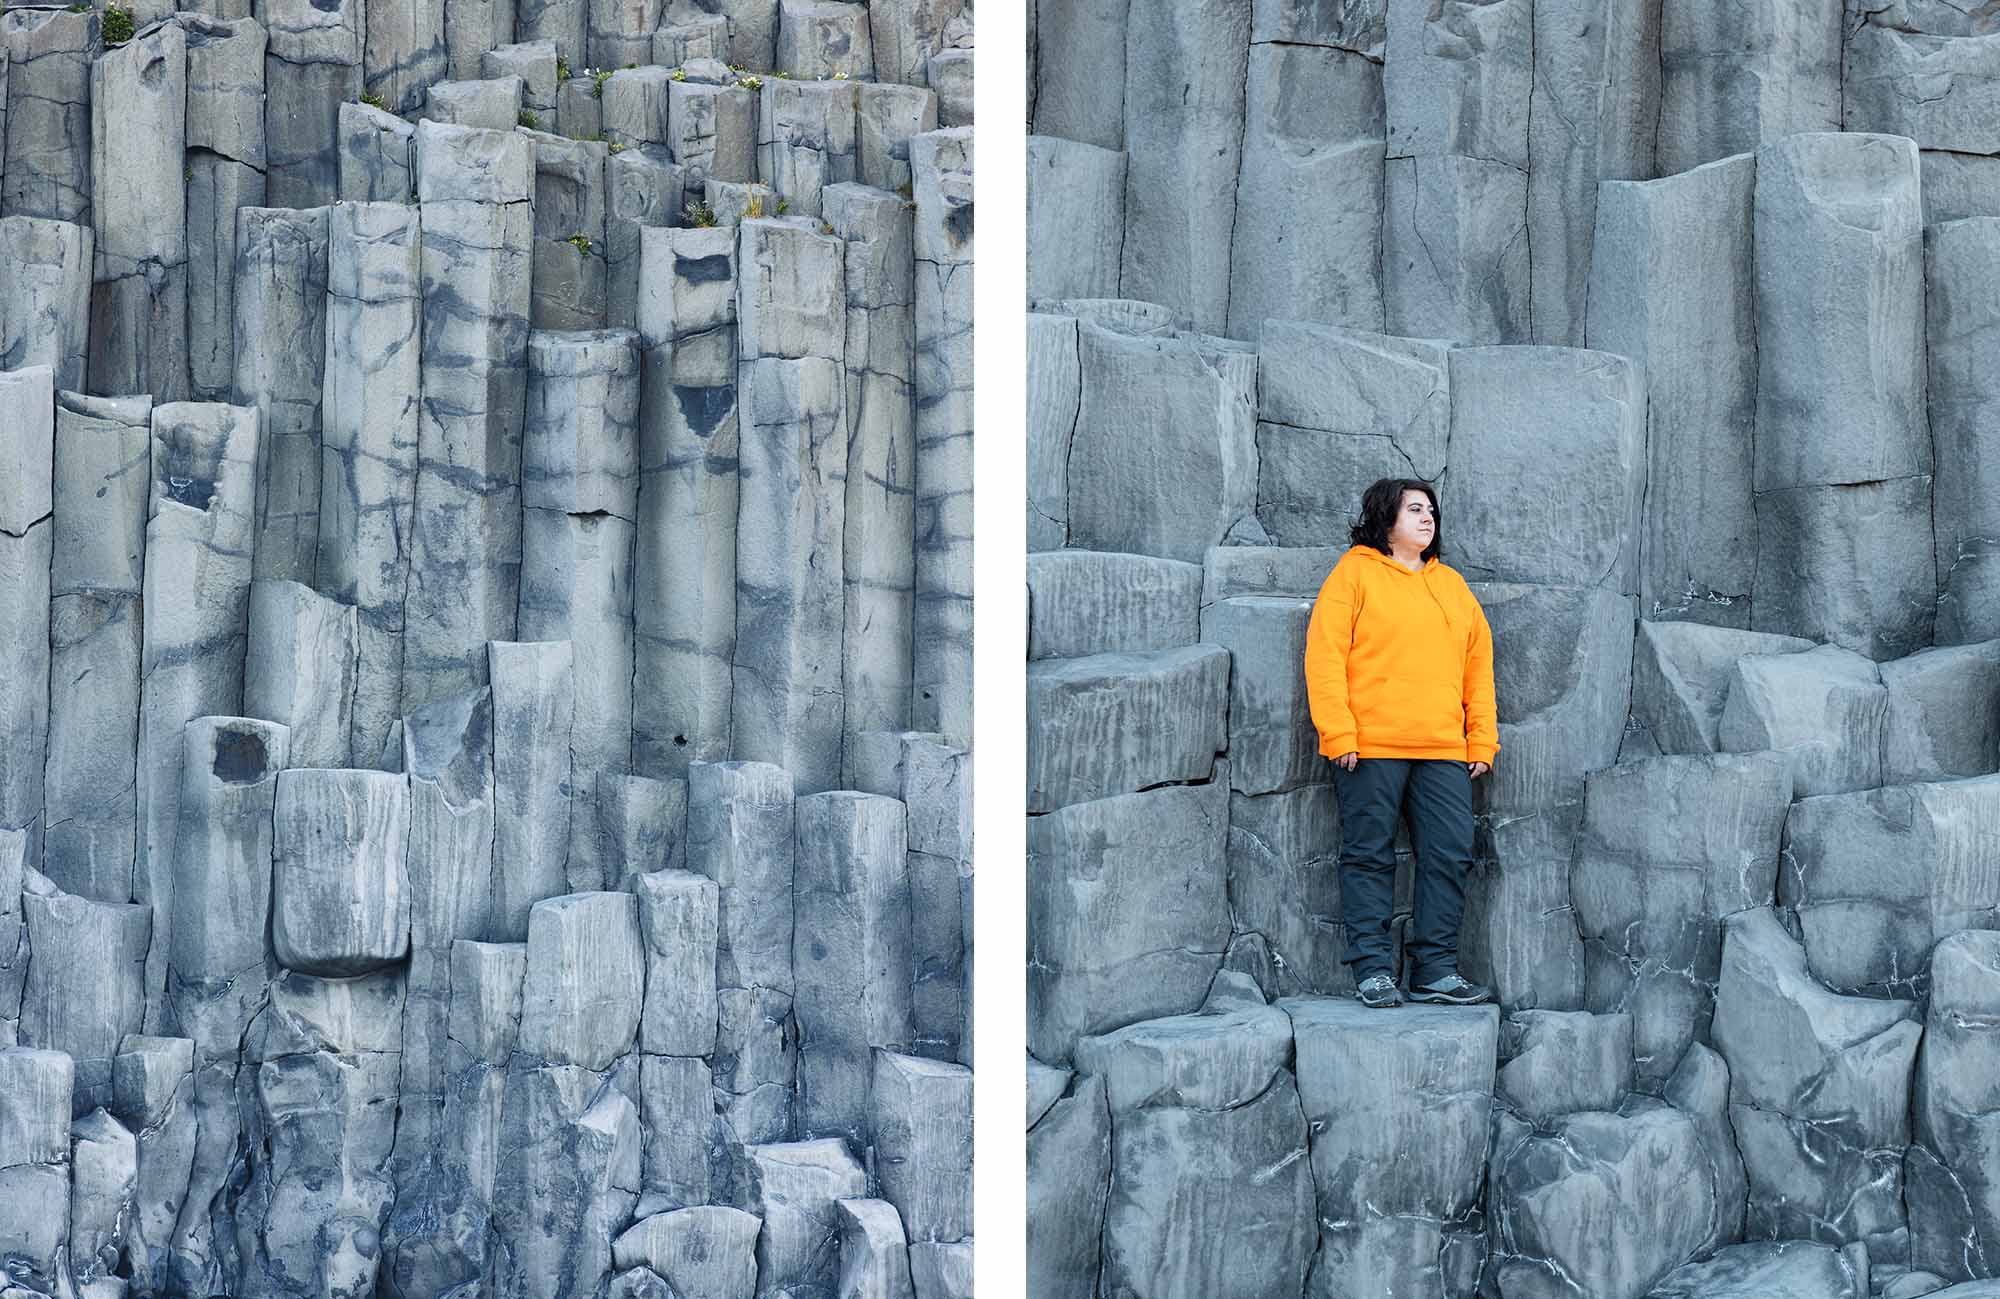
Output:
[0,5,975,1288]
[1030,5,2000,1295]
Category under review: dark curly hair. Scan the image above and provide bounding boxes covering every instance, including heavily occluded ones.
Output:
[1350,478,1442,562]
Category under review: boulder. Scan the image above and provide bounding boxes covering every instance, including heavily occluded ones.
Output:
[1645,1239,1866,1298]
[872,1051,971,1244]
[744,1139,869,1298]
[611,1205,758,1299]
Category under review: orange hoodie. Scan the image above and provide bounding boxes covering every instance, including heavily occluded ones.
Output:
[1302,545,1499,766]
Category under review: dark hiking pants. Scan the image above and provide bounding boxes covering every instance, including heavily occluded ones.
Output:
[1331,757,1474,986]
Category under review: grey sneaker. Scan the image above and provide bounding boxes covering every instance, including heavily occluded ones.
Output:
[1407,972,1493,1005]
[1356,974,1403,1008]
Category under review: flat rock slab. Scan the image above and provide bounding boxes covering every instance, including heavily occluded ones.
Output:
[1025,550,1201,660]
[1881,640,2000,783]
[1200,596,1321,796]
[1631,619,1816,755]
[271,768,411,976]
[1026,645,1227,812]
[1718,644,1888,798]
[1645,1239,1866,1298]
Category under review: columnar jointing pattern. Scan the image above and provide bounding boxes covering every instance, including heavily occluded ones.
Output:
[0,2,973,1293]
[1030,2,2000,1296]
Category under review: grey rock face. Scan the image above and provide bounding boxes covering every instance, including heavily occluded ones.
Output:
[1495,1010,1632,1123]
[1845,22,2000,154]
[520,891,643,1070]
[636,870,718,1056]
[271,768,412,976]
[1781,775,2000,1001]
[605,147,685,330]
[234,205,331,585]
[1025,135,1123,306]
[777,0,873,79]
[1287,997,1497,1299]
[2,8,95,225]
[184,16,268,403]
[244,581,357,768]
[1031,0,1123,149]
[1657,0,1841,174]
[859,83,937,195]
[1026,550,1201,660]
[1229,43,1383,340]
[424,75,524,130]
[489,639,574,939]
[666,77,759,190]
[1629,619,1815,756]
[1027,1068,1108,1299]
[1254,321,1447,547]
[523,133,610,329]
[1929,218,2000,647]
[168,715,288,991]
[1910,929,2000,1281]
[0,368,52,873]
[835,1197,915,1299]
[1588,153,1758,626]
[484,40,558,112]
[1202,596,1321,796]
[1066,323,1257,563]
[69,1107,136,1285]
[263,0,364,207]
[20,885,150,1111]
[337,102,418,201]
[743,1138,869,1297]
[1382,153,1529,346]
[1718,645,1888,798]
[1489,1100,1716,1299]
[1226,784,1346,999]
[365,0,447,115]
[1665,1041,1749,1254]
[655,15,728,65]
[1646,1240,1867,1299]
[1882,641,2000,783]
[0,1046,73,1295]
[1025,645,1228,812]
[612,1205,760,1299]
[1024,311,1077,552]
[873,1050,971,1244]
[0,216,92,389]
[1712,907,1920,1255]
[1028,779,1229,1065]
[112,1035,197,1295]
[1572,752,1791,1087]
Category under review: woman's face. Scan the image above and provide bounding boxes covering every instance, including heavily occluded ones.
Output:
[1388,489,1435,555]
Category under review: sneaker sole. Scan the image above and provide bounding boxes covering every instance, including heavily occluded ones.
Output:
[1355,991,1403,1009]
[1406,988,1491,1005]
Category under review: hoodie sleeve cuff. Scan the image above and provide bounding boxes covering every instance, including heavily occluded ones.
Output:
[1467,744,1498,766]
[1324,734,1359,759]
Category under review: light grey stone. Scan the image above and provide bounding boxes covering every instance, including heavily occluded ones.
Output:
[519,891,643,1069]
[928,47,970,126]
[1382,0,1528,164]
[714,983,797,1145]
[1025,645,1228,812]
[1665,1040,1748,1254]
[1201,544,1346,605]
[792,792,910,1145]
[666,77,758,189]
[405,124,533,709]
[1572,752,1792,1087]
[737,216,845,361]
[1646,1240,1867,1299]
[636,870,718,1056]
[522,130,609,329]
[745,1139,871,1297]
[0,1045,73,1165]
[908,1242,972,1299]
[1118,0,1246,334]
[557,75,603,141]
[778,0,871,78]
[0,369,52,872]
[900,733,968,861]
[634,224,738,777]
[611,1205,759,1299]
[587,0,660,66]
[704,177,781,228]
[1923,149,2000,225]
[1026,1069,1108,1299]
[1028,780,1230,1064]
[0,1046,72,1294]
[1929,218,2000,647]
[21,885,150,1111]
[1882,641,2000,783]
[422,75,524,130]
[1066,322,1258,564]
[135,400,259,1027]
[184,16,269,403]
[1712,907,1920,1255]
[319,201,422,765]
[1846,23,2000,154]
[487,1059,642,1299]
[606,147,686,330]
[1201,596,1321,796]
[872,1051,970,1244]
[484,40,558,111]
[732,354,848,793]
[1254,321,1448,546]
[244,581,357,768]
[69,1108,136,1284]
[111,1036,196,1296]
[41,411,145,891]
[1250,0,1385,51]
[262,0,364,207]
[0,216,91,389]
[1026,550,1200,660]
[599,773,688,890]
[88,20,188,403]
[1229,43,1383,340]
[167,716,288,992]
[1656,0,1842,174]
[869,0,959,87]
[824,185,916,765]
[1225,785,1345,1000]
[1752,477,1937,662]
[1781,775,2000,1000]
[1024,310,1076,551]
[1754,133,1927,492]
[234,206,332,588]
[1488,1101,1715,1299]
[1381,153,1529,345]
[1717,644,1888,798]
[688,762,795,1043]
[1495,1009,1632,1123]
[489,640,575,940]
[363,0,446,114]
[857,82,936,194]
[1285,997,1498,1299]
[835,1198,915,1299]
[601,66,671,151]
[757,79,858,219]
[2,7,96,224]
[271,768,412,976]
[1443,345,1645,592]
[448,940,525,1065]
[1909,929,2000,1282]
[517,0,585,66]
[337,101,418,201]
[637,1053,719,1210]
[1032,295,1184,336]
[1588,153,1758,626]
[0,834,23,1043]
[1024,135,1121,306]
[1628,619,1814,755]
[654,15,728,65]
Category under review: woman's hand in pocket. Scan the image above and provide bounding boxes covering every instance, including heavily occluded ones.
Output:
[1468,761,1490,778]
[1335,752,1359,772]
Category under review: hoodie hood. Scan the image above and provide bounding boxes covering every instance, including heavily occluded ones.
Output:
[1343,545,1456,630]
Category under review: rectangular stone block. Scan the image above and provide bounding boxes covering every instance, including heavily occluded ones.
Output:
[909,148,970,740]
[605,147,686,331]
[1027,645,1229,813]
[636,869,718,1057]
[0,216,91,390]
[1382,152,1529,344]
[1201,596,1321,796]
[757,79,858,218]
[858,81,937,194]
[337,101,417,201]
[525,128,609,329]
[667,77,758,189]
[184,15,267,403]
[1227,785,1347,999]
[244,580,357,769]
[1027,550,1201,660]
[21,887,151,1111]
[1657,0,1842,174]
[364,0,446,115]
[1025,310,1076,552]
[1752,479,1936,662]
[872,1050,971,1243]
[263,0,364,206]
[489,641,574,941]
[234,205,331,584]
[2,8,95,225]
[1927,216,2000,647]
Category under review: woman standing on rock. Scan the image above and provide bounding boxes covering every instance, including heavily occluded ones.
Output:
[1303,478,1499,1009]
